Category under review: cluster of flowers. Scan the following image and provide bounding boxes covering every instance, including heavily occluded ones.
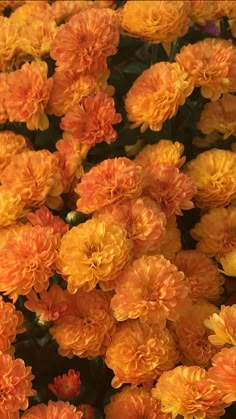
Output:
[0,0,236,418]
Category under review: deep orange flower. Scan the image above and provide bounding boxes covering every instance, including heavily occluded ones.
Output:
[152,365,225,419]
[135,140,186,169]
[27,206,68,236]
[105,385,171,419]
[77,405,94,419]
[0,16,20,71]
[0,130,29,174]
[125,62,193,132]
[50,290,116,359]
[0,225,59,301]
[58,216,132,293]
[208,347,236,404]
[111,255,188,326]
[22,400,83,419]
[5,60,53,131]
[75,157,144,214]
[48,369,81,401]
[185,149,236,210]
[51,8,120,76]
[189,0,217,25]
[0,187,26,227]
[150,215,182,260]
[176,38,236,101]
[0,413,20,419]
[121,1,191,43]
[205,304,236,346]
[0,295,25,353]
[174,250,224,301]
[0,352,35,414]
[60,92,122,145]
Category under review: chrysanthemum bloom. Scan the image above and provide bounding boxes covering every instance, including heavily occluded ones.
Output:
[172,301,221,368]
[208,347,236,404]
[77,405,94,419]
[189,0,217,25]
[216,0,236,19]
[50,289,116,359]
[125,62,193,132]
[150,216,181,260]
[58,217,132,293]
[185,149,236,210]
[24,285,69,325]
[198,93,236,140]
[51,8,120,76]
[48,369,81,401]
[0,150,64,210]
[152,365,226,419]
[174,250,224,301]
[75,157,144,214]
[97,197,166,256]
[0,17,20,71]
[0,222,31,251]
[0,130,29,174]
[105,320,179,388]
[0,413,20,419]
[10,1,53,26]
[176,38,236,101]
[135,140,186,169]
[0,295,25,353]
[5,60,53,131]
[111,255,188,326]
[0,73,8,124]
[60,92,122,145]
[22,400,83,419]
[0,353,35,414]
[19,19,58,60]
[0,225,59,301]
[121,1,191,43]
[219,249,236,276]
[205,304,236,346]
[105,385,171,419]
[27,206,68,236]
[51,0,93,24]
[143,163,196,218]
[0,187,26,227]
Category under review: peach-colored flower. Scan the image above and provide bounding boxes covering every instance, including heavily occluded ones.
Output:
[58,216,132,293]
[0,352,35,414]
[198,93,236,140]
[51,1,93,24]
[189,0,217,25]
[48,369,81,401]
[0,130,29,174]
[152,365,226,419]
[0,187,26,227]
[51,8,120,76]
[22,400,83,419]
[0,150,64,210]
[111,255,188,326]
[60,92,122,145]
[5,60,53,131]
[0,16,20,71]
[50,290,116,359]
[105,385,171,419]
[0,73,7,124]
[125,62,193,132]
[27,206,68,236]
[105,320,179,388]
[0,295,25,353]
[24,285,69,325]
[143,163,196,218]
[185,149,236,210]
[174,250,224,301]
[0,225,59,301]
[135,140,186,169]
[150,216,182,260]
[19,19,58,60]
[75,157,144,214]
[208,347,236,404]
[176,38,236,101]
[205,304,236,346]
[121,1,191,43]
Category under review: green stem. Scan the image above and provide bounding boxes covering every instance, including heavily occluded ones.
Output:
[220,17,232,39]
[151,43,159,65]
[169,38,179,63]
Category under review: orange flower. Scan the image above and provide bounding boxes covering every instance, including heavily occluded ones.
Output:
[0,353,35,414]
[50,290,116,359]
[48,369,81,401]
[77,405,94,419]
[105,320,179,388]
[0,130,29,174]
[135,140,186,169]
[10,1,53,25]
[105,385,171,419]
[205,304,236,346]
[125,62,193,132]
[198,93,236,140]
[219,249,236,276]
[0,187,26,227]
[51,0,93,24]
[0,222,31,250]
[58,216,132,293]
[176,38,236,101]
[216,0,236,19]
[208,347,236,404]
[189,0,217,25]
[144,163,196,218]
[19,19,58,60]
[51,8,120,76]
[152,365,225,419]
[174,250,224,301]
[27,206,68,236]
[0,295,25,353]
[75,157,144,214]
[22,400,83,419]
[150,215,182,260]
[0,16,20,71]
[60,92,122,145]
[0,1,25,15]
[185,149,236,210]
[0,73,7,124]
[0,225,59,301]
[0,150,64,210]
[24,285,69,325]
[121,1,191,43]
[5,60,53,131]
[0,413,20,419]
[111,255,188,326]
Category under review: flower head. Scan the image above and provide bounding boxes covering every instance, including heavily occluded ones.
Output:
[150,216,182,260]
[77,405,94,419]
[19,19,58,60]
[22,400,83,419]
[0,17,20,71]
[135,140,186,169]
[189,0,217,25]
[0,295,25,353]
[205,304,236,346]
[27,206,68,236]
[0,130,29,174]
[51,0,93,24]
[208,347,236,404]
[0,188,26,227]
[48,370,81,401]
[10,1,53,25]
[0,73,7,124]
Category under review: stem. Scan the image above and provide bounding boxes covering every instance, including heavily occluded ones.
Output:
[168,38,179,63]
[220,17,232,39]
[151,43,159,65]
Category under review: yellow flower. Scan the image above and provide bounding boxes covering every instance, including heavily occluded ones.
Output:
[135,140,186,169]
[205,304,236,346]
